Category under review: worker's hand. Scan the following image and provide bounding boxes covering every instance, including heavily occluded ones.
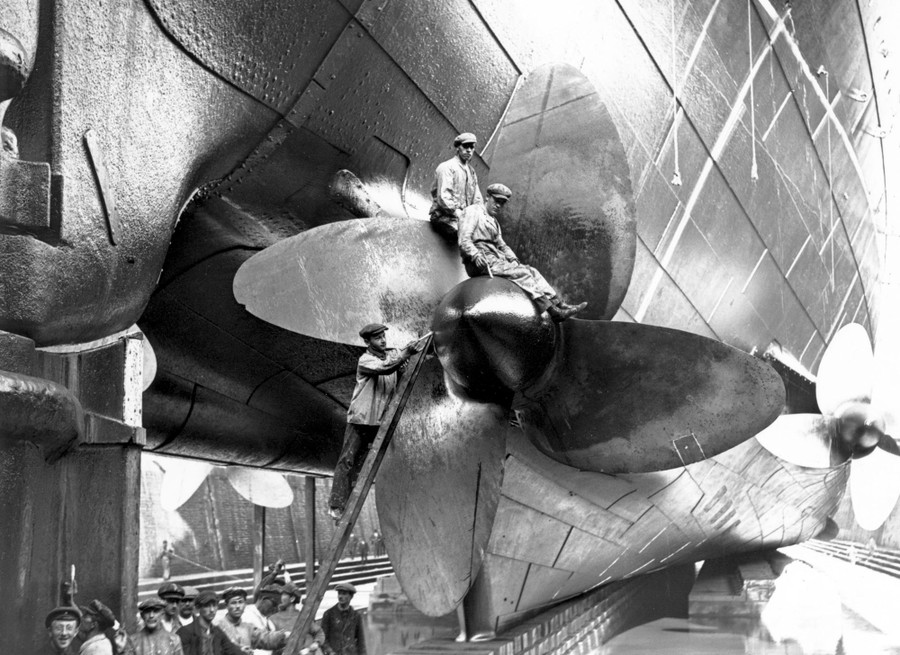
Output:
[403,339,424,355]
[473,253,488,272]
[507,256,519,264]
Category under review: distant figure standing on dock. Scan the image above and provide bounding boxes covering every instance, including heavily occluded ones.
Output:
[328,323,424,519]
[322,583,365,655]
[429,132,484,239]
[358,538,369,563]
[458,183,587,322]
[159,540,174,580]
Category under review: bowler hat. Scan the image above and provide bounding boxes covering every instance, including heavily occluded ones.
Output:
[194,590,218,607]
[453,132,477,146]
[138,598,166,612]
[334,582,357,594]
[359,323,388,340]
[486,183,512,201]
[222,587,248,602]
[45,606,82,628]
[157,582,185,600]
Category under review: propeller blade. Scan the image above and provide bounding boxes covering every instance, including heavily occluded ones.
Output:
[816,323,874,416]
[849,444,900,531]
[225,467,294,508]
[233,218,467,345]
[142,335,157,391]
[487,62,636,320]
[159,459,214,511]
[376,357,509,616]
[754,414,837,468]
[514,320,785,473]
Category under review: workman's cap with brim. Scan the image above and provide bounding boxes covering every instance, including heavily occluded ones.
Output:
[257,584,283,600]
[157,582,185,600]
[334,582,357,594]
[281,583,302,601]
[221,587,248,602]
[359,323,388,339]
[45,606,82,628]
[138,598,166,612]
[453,132,477,146]
[79,600,116,630]
[194,590,219,607]
[182,586,199,601]
[486,183,512,200]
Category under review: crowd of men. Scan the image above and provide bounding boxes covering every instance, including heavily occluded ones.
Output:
[41,568,365,655]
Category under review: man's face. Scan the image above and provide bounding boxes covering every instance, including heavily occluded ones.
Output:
[366,332,387,354]
[486,195,507,219]
[164,598,179,617]
[456,142,476,162]
[280,592,293,609]
[142,608,163,631]
[179,599,194,619]
[48,619,78,650]
[257,597,278,617]
[226,596,245,620]
[197,602,217,625]
[337,591,352,609]
[78,614,95,638]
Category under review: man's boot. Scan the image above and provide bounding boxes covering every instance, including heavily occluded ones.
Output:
[546,301,587,322]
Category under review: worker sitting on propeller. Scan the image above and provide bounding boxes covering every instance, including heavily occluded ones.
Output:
[328,323,424,519]
[458,183,587,322]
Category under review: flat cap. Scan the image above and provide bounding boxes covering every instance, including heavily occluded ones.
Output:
[194,590,219,607]
[182,586,199,601]
[138,598,166,612]
[281,583,302,601]
[334,582,357,594]
[80,600,116,630]
[257,584,282,600]
[157,582,185,600]
[486,183,512,201]
[45,606,82,628]
[221,587,248,602]
[359,323,387,340]
[453,132,477,146]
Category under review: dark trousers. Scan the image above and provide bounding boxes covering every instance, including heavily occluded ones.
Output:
[329,423,379,511]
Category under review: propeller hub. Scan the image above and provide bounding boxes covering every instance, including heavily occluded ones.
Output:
[432,278,556,401]
[835,401,885,455]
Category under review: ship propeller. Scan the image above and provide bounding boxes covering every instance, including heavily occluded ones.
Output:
[756,323,900,530]
[157,456,294,510]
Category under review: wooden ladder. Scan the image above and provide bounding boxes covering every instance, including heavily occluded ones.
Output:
[283,335,433,654]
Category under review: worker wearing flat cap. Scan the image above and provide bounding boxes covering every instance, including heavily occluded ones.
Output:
[129,598,184,655]
[157,582,185,633]
[429,132,484,239]
[41,606,82,654]
[214,586,287,654]
[178,586,199,628]
[459,183,587,322]
[78,600,117,655]
[177,591,245,655]
[328,323,424,519]
[321,583,364,655]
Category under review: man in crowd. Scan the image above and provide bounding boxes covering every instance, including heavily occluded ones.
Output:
[429,132,483,238]
[321,583,365,655]
[179,587,199,628]
[78,600,117,655]
[270,585,301,632]
[177,590,245,655]
[40,606,81,654]
[458,183,587,322]
[328,324,423,519]
[214,587,287,653]
[243,584,287,655]
[158,582,186,633]
[129,598,184,655]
